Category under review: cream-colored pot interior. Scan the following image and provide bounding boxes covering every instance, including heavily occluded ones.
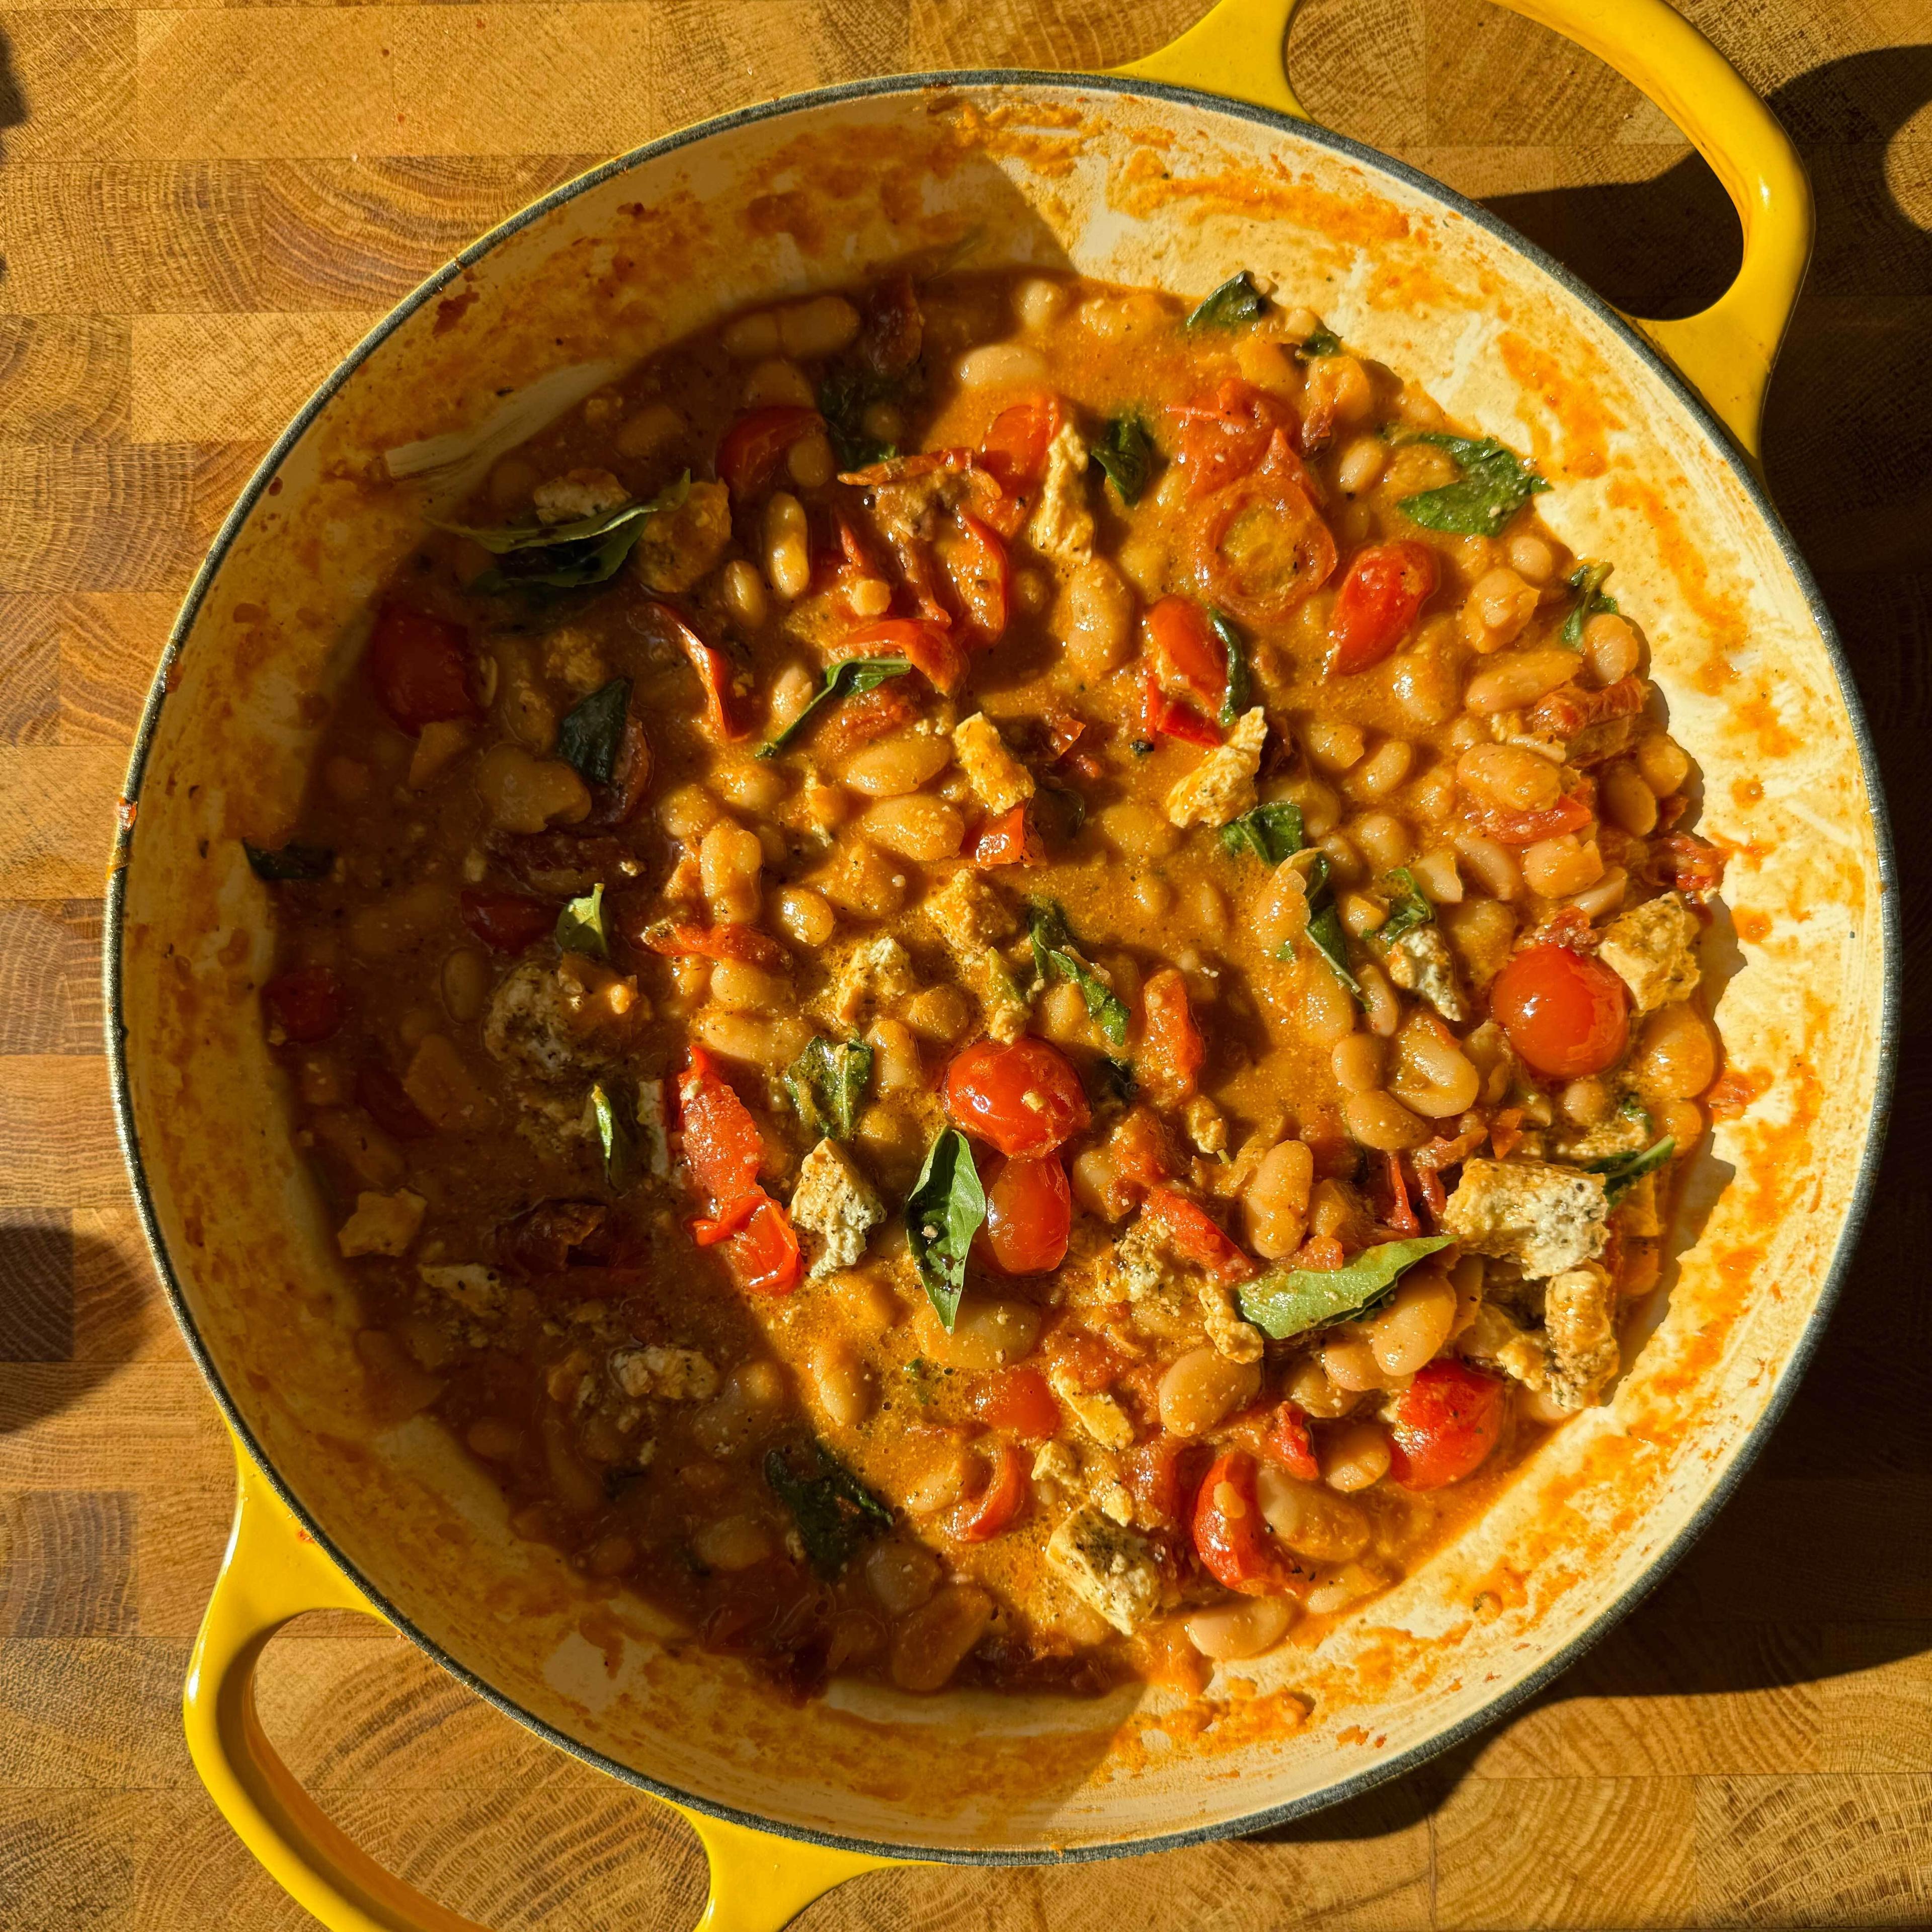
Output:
[114,80,1890,1855]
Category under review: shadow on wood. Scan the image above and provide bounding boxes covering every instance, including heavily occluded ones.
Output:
[0,26,22,169]
[0,1223,154,1430]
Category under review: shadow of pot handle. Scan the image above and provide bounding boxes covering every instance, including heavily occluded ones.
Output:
[184,1442,897,1932]
[1115,0,1813,459]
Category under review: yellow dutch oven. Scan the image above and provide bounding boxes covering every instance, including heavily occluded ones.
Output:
[104,0,1896,1925]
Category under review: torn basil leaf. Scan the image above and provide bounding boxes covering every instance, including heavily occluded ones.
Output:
[556,678,631,787]
[588,1079,636,1190]
[1186,271,1269,331]
[1561,560,1619,647]
[784,1035,873,1142]
[1096,1056,1139,1105]
[756,655,913,760]
[446,474,690,592]
[763,1442,893,1579]
[1032,777,1088,843]
[1378,867,1433,944]
[906,1127,987,1331]
[1220,799,1305,865]
[244,840,333,882]
[1209,608,1249,727]
[1289,853,1362,1002]
[1092,412,1153,506]
[1397,435,1550,538]
[555,882,607,959]
[1239,1235,1455,1340]
[1591,1136,1675,1205]
[1298,323,1342,359]
[818,365,907,472]
[1026,900,1131,1049]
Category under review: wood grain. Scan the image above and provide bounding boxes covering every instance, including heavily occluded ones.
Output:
[1,0,1927,1924]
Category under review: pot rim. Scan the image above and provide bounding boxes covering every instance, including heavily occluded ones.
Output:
[103,66,1900,1864]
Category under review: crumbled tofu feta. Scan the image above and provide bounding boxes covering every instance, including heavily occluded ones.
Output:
[1096,1481,1136,1526]
[1543,1261,1620,1408]
[610,1345,718,1402]
[1047,1364,1136,1450]
[403,1033,496,1132]
[1098,1215,1172,1305]
[1442,1157,1609,1279]
[485,960,618,1082]
[1599,892,1702,1014]
[1045,1505,1164,1634]
[921,868,1017,952]
[1026,421,1094,565]
[1548,1105,1650,1166]
[1460,1301,1552,1392]
[1031,1439,1081,1491]
[634,1078,671,1178]
[543,626,608,696]
[1196,1279,1265,1364]
[634,479,731,595]
[951,713,1035,816]
[1165,707,1268,829]
[337,1189,426,1259]
[417,1263,505,1320]
[1183,1095,1228,1157]
[789,1138,886,1278]
[824,935,919,1028]
[532,467,628,525]
[1382,922,1469,1024]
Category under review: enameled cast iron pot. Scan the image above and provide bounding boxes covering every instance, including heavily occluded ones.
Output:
[103,0,1898,1924]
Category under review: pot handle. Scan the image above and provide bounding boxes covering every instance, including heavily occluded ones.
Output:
[1115,0,1812,456]
[185,1443,895,1932]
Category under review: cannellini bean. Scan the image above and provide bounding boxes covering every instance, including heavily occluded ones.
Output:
[866,1017,923,1094]
[1097,799,1181,862]
[1583,611,1643,684]
[694,1007,803,1072]
[1633,1002,1717,1101]
[700,819,764,920]
[1306,718,1366,771]
[1366,1267,1458,1375]
[1350,739,1414,801]
[1410,846,1463,902]
[743,357,814,409]
[1561,1076,1614,1126]
[1456,833,1523,900]
[1253,858,1311,952]
[722,310,781,359]
[692,1514,774,1571]
[1389,1015,1481,1118]
[1283,777,1342,840]
[440,947,489,1022]
[1358,962,1401,1039]
[890,1585,995,1693]
[1522,834,1605,899]
[1016,276,1070,329]
[1300,957,1358,1046]
[1071,1147,1133,1222]
[1461,567,1540,652]
[473,746,591,834]
[465,1418,522,1462]
[956,342,1048,388]
[866,1539,941,1615]
[1057,556,1137,678]
[1320,1421,1392,1493]
[1603,763,1659,836]
[1186,1595,1295,1661]
[1331,1031,1384,1094]
[1321,1336,1389,1393]
[1456,742,1562,812]
[1283,1353,1358,1420]
[842,730,952,797]
[1636,733,1691,796]
[817,839,908,918]
[764,492,811,601]
[861,794,965,861]
[775,887,835,948]
[810,1339,873,1428]
[1506,533,1556,584]
[710,960,791,1015]
[1256,1463,1372,1560]
[1464,649,1583,714]
[1336,437,1386,495]
[1352,812,1413,871]
[615,401,684,459]
[1391,639,1461,726]
[923,1296,1040,1371]
[1568,868,1628,920]
[902,985,970,1042]
[1341,1089,1428,1152]
[778,295,862,359]
[787,431,836,489]
[660,781,721,843]
[1158,1346,1263,1438]
[1242,1139,1314,1260]
[1305,353,1374,430]
[714,759,787,813]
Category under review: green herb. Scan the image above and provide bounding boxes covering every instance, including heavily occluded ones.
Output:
[906,1128,987,1330]
[1298,323,1342,359]
[1284,852,1361,1001]
[1378,867,1433,944]
[556,678,631,787]
[763,1442,893,1579]
[1397,435,1550,537]
[1185,271,1269,331]
[1239,1235,1455,1340]
[756,656,913,760]
[1208,608,1250,727]
[1590,1136,1675,1205]
[818,366,906,471]
[243,840,333,882]
[1092,413,1153,505]
[555,882,607,959]
[902,1357,938,1405]
[1033,778,1088,842]
[1561,560,1619,646]
[1619,1092,1654,1129]
[784,1035,873,1142]
[1096,1056,1139,1104]
[1220,799,1305,865]
[445,473,690,592]
[1026,901,1131,1049]
[588,1080,636,1190]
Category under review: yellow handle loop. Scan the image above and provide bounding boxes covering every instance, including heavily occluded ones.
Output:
[1114,0,1812,456]
[185,1443,892,1932]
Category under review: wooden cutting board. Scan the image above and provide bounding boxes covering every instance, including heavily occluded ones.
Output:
[3,0,1928,1924]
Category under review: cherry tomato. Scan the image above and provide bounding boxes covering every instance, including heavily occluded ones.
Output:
[262,965,343,1043]
[1192,1450,1289,1594]
[1121,1435,1202,1530]
[1264,1402,1321,1482]
[1385,1359,1507,1490]
[1490,942,1631,1079]
[459,889,555,954]
[1146,596,1228,712]
[356,1064,433,1141]
[979,394,1063,492]
[640,602,752,743]
[813,680,921,761]
[1191,465,1337,627]
[1480,790,1595,847]
[1169,379,1302,501]
[1044,1324,1131,1395]
[943,1037,1090,1158]
[845,617,969,696]
[366,604,477,734]
[716,405,823,498]
[676,1044,765,1210]
[972,803,1042,868]
[1327,541,1439,676]
[635,922,789,972]
[951,1442,1029,1543]
[1110,1107,1180,1190]
[717,1192,801,1297]
[1139,968,1205,1101]
[1142,1187,1255,1284]
[980,1154,1073,1274]
[937,512,1009,646]
[1139,666,1221,747]
[689,1191,762,1246]
[973,1366,1062,1441]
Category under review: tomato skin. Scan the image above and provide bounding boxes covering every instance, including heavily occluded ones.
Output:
[1193,1450,1289,1594]
[356,1064,433,1141]
[1143,1187,1255,1284]
[1327,541,1439,676]
[813,680,920,761]
[1146,596,1227,712]
[718,1193,801,1296]
[845,617,969,696]
[1490,942,1631,1078]
[716,405,823,498]
[367,605,477,734]
[1139,968,1206,1101]
[1480,790,1595,847]
[1169,380,1302,501]
[943,1038,1090,1158]
[1111,1107,1181,1190]
[980,1154,1073,1274]
[971,803,1042,868]
[973,1366,1062,1441]
[1264,1402,1321,1482]
[640,601,752,743]
[1191,470,1337,626]
[938,512,1010,646]
[979,395,1063,492]
[635,921,788,972]
[676,1045,765,1209]
[263,965,344,1043]
[1386,1359,1507,1489]
[459,889,555,954]
[951,1442,1030,1544]
[1139,666,1221,747]
[1122,1435,1205,1531]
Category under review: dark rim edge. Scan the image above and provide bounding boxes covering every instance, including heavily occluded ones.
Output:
[101,66,1902,1870]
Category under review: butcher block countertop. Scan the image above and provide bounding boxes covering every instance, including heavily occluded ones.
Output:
[1,0,1928,1924]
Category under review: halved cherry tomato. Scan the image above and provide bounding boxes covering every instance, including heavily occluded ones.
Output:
[1480,789,1595,847]
[717,1191,801,1296]
[1169,380,1302,502]
[1264,1403,1321,1482]
[1385,1359,1507,1490]
[641,602,752,743]
[972,803,1042,868]
[943,1037,1091,1158]
[979,394,1063,492]
[716,405,823,499]
[814,679,921,761]
[937,512,1010,646]
[1142,1187,1255,1284]
[951,1442,1029,1543]
[1191,468,1337,626]
[1111,1107,1181,1190]
[1139,968,1205,1101]
[1650,831,1727,898]
[844,617,969,696]
[1146,595,1228,713]
[676,1045,765,1209]
[980,1154,1073,1274]
[637,921,789,972]
[356,1064,433,1141]
[1139,666,1221,747]
[689,1190,763,1246]
[262,965,344,1043]
[1327,540,1439,676]
[459,889,556,954]
[973,1366,1062,1441]
[1490,941,1631,1079]
[1122,1435,1202,1530]
[1288,1234,1346,1271]
[1193,1450,1289,1594]
[366,604,477,734]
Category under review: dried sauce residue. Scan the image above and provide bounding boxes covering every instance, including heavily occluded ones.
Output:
[1500,331,1622,479]
[1111,145,1411,246]
[1604,474,1751,694]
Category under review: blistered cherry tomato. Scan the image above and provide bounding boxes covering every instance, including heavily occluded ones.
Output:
[1142,1187,1255,1284]
[979,394,1063,492]
[973,1366,1062,1440]
[1192,1450,1288,1595]
[951,1443,1030,1543]
[716,405,822,498]
[943,1038,1090,1158]
[1139,968,1205,1101]
[1168,379,1301,501]
[1490,942,1631,1078]
[980,1154,1072,1274]
[366,604,477,734]
[262,965,344,1043]
[677,1045,765,1210]
[938,512,1010,646]
[845,617,969,696]
[1146,596,1227,712]
[1327,541,1439,676]
[1122,1434,1201,1531]
[972,803,1042,868]
[717,1193,800,1297]
[1191,468,1337,626]
[1386,1359,1507,1489]
[1264,1402,1321,1482]
[459,889,555,954]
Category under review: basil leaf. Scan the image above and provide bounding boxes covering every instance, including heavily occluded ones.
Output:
[556,678,631,787]
[784,1035,873,1142]
[589,1079,636,1190]
[1096,1056,1139,1104]
[1239,1235,1455,1340]
[447,474,691,592]
[1397,435,1550,537]
[1619,1092,1654,1129]
[1561,560,1618,647]
[1304,898,1361,1000]
[1378,866,1433,943]
[1026,901,1132,1049]
[1590,1136,1675,1205]
[555,882,608,959]
[1186,271,1268,331]
[244,840,333,882]
[1033,777,1088,842]
[1028,899,1068,988]
[906,1126,986,1331]
[756,656,913,760]
[1219,799,1305,864]
[818,366,908,472]
[763,1442,892,1579]
[1209,608,1249,727]
[1298,323,1342,359]
[1092,413,1153,506]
